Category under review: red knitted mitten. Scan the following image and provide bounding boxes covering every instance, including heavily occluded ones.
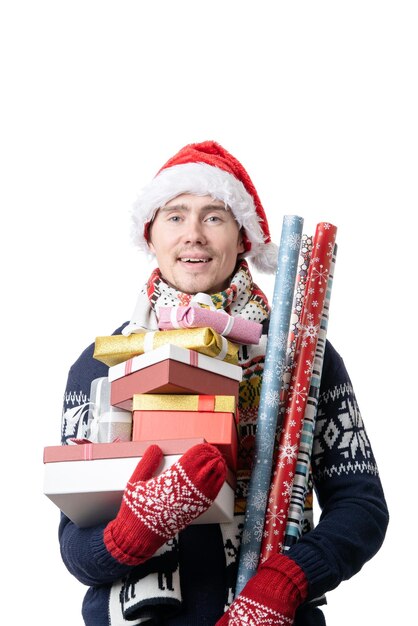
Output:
[104,442,226,565]
[216,554,308,626]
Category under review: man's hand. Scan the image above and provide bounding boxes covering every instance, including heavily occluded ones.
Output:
[216,554,308,625]
[104,442,226,565]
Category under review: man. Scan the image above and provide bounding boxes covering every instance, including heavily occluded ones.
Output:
[59,141,389,625]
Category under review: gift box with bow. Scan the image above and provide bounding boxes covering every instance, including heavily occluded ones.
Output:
[94,327,239,367]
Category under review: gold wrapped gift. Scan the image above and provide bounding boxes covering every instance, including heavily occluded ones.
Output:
[94,327,239,367]
[132,393,236,416]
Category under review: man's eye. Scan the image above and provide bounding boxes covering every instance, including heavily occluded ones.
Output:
[206,215,221,222]
[168,215,182,222]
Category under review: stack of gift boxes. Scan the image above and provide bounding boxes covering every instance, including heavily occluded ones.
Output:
[43,306,262,528]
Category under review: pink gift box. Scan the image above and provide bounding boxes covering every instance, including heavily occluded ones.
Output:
[157,306,262,345]
[43,439,236,528]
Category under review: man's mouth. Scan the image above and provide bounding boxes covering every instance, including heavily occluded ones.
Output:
[178,257,212,264]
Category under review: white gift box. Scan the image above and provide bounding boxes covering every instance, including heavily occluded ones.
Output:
[108,343,243,383]
[43,439,235,528]
[87,377,133,442]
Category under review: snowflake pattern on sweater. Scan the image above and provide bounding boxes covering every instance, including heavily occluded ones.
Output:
[312,382,378,481]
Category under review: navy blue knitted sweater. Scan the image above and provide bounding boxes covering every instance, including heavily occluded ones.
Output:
[58,323,388,626]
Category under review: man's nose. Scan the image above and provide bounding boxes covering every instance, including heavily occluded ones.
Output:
[182,218,207,245]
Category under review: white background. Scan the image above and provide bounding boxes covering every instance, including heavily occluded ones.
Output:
[1,1,416,623]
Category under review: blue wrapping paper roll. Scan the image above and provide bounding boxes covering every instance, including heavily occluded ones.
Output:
[235,215,303,594]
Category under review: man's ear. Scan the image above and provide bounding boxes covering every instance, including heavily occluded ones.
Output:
[146,223,155,254]
[237,229,245,254]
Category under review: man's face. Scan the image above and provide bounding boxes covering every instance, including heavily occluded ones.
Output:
[148,194,245,294]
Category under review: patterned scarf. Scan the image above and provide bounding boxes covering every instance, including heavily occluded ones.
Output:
[111,260,271,624]
[145,260,270,512]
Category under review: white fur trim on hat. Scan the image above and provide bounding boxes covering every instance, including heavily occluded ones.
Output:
[131,162,278,273]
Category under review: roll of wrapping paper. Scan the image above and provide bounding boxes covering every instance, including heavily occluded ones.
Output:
[235,215,304,595]
[282,243,337,551]
[93,327,239,367]
[287,234,314,363]
[265,233,313,521]
[281,234,314,399]
[157,305,263,345]
[259,222,337,563]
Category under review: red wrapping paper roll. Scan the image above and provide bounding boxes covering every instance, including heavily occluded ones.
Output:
[260,222,337,561]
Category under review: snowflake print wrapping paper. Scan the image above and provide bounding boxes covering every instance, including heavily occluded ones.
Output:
[236,215,304,594]
[260,222,337,562]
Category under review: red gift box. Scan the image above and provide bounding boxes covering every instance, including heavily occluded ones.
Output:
[132,411,238,471]
[110,359,240,410]
[43,438,236,528]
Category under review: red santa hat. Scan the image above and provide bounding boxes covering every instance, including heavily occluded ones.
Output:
[131,140,278,273]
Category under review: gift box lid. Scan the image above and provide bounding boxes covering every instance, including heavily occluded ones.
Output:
[132,393,236,414]
[44,438,203,463]
[108,343,242,383]
[43,438,236,488]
